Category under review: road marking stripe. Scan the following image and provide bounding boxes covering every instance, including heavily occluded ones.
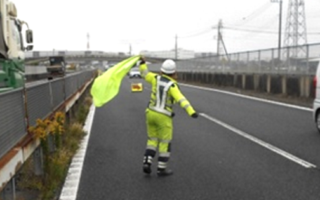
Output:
[59,105,96,200]
[180,83,312,112]
[200,113,317,168]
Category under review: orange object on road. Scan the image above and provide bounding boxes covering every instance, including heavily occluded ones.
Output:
[131,83,143,92]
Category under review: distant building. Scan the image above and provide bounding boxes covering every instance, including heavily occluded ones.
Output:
[25,49,216,60]
[195,52,217,58]
[140,49,195,60]
[25,50,119,58]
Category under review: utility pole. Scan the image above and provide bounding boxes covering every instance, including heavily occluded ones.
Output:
[87,33,90,51]
[271,0,283,59]
[216,19,229,60]
[175,34,178,60]
[217,19,222,56]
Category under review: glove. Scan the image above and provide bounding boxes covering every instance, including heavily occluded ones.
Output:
[191,113,198,118]
[139,56,146,65]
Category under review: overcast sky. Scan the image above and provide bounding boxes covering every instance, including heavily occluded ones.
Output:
[13,0,320,54]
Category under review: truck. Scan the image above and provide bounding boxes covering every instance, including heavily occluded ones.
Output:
[47,56,66,79]
[0,0,33,93]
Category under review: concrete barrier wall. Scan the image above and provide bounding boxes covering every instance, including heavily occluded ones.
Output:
[179,72,315,99]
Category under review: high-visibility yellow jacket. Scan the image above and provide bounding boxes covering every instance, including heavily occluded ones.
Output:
[139,63,196,117]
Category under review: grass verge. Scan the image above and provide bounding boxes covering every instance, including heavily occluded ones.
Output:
[16,95,92,200]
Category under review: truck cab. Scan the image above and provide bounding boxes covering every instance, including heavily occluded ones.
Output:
[47,56,66,79]
[0,0,33,92]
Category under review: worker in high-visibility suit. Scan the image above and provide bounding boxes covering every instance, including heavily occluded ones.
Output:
[139,57,198,176]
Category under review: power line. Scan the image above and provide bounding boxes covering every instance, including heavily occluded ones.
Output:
[142,0,320,53]
[223,26,278,34]
[221,16,279,45]
[223,12,278,35]
[178,27,215,39]
[231,2,273,27]
[176,2,276,41]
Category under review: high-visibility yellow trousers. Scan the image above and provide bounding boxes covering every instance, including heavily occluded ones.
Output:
[143,108,172,169]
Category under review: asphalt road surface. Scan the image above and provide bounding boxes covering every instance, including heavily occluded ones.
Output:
[76,77,320,200]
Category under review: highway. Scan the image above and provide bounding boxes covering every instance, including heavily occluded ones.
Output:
[75,76,320,200]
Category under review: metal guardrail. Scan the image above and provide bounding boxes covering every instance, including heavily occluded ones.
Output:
[26,82,52,127]
[149,43,320,75]
[65,75,78,99]
[0,70,95,159]
[0,89,26,159]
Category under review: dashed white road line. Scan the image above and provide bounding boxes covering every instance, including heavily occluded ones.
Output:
[180,83,312,112]
[59,105,96,200]
[200,113,316,168]
[130,80,315,168]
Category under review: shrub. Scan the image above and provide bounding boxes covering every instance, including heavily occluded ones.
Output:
[19,96,92,200]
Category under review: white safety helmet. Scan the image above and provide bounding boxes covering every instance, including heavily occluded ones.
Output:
[161,59,176,74]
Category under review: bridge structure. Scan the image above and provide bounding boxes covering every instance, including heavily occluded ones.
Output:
[25,51,168,67]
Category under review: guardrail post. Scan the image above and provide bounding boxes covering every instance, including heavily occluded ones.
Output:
[0,177,16,200]
[1,188,4,199]
[258,50,261,74]
[246,51,249,73]
[281,75,287,96]
[267,75,271,93]
[306,44,309,75]
[48,134,55,153]
[242,74,246,89]
[306,76,311,97]
[49,81,54,111]
[11,177,16,200]
[254,74,259,91]
[237,53,240,73]
[33,147,43,176]
[299,76,310,97]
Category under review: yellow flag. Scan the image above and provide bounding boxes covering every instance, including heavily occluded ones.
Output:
[90,55,141,107]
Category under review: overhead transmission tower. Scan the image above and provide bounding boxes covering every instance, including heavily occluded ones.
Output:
[283,0,307,58]
[216,19,228,60]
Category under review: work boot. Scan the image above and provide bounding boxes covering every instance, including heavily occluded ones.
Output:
[143,163,151,174]
[157,168,173,177]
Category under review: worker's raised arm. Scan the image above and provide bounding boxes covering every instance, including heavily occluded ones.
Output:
[170,84,198,118]
[139,58,157,84]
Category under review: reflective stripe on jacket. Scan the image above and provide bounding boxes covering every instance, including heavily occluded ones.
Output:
[139,63,196,117]
[149,75,174,116]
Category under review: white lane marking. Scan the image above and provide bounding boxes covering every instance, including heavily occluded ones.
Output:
[59,105,96,200]
[200,113,317,168]
[144,86,151,91]
[180,83,312,112]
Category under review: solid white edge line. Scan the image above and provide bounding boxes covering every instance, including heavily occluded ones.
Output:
[200,113,317,169]
[59,105,96,200]
[180,83,312,112]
